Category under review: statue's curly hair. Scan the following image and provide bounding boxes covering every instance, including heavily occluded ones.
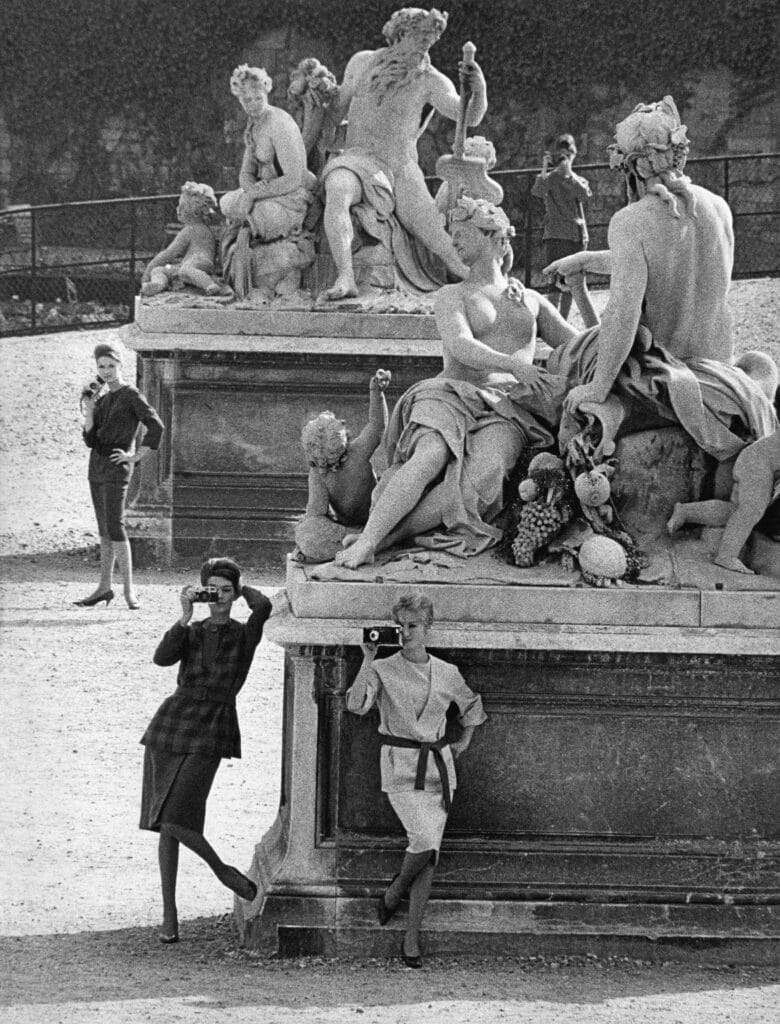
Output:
[301,412,350,472]
[382,7,448,46]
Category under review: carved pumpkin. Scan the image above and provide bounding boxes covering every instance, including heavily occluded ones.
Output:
[578,536,627,580]
[574,471,611,507]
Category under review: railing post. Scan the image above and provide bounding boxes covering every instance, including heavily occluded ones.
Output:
[29,207,37,331]
[524,171,534,287]
[723,157,730,207]
[129,200,137,323]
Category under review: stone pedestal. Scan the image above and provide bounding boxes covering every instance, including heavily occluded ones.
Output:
[124,302,441,565]
[236,561,780,964]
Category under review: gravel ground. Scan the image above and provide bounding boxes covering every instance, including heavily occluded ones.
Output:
[1,279,779,1022]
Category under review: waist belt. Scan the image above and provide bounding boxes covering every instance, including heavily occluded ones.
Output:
[182,685,236,706]
[381,735,451,812]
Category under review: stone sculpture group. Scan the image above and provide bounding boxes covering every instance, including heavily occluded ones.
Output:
[140,8,780,582]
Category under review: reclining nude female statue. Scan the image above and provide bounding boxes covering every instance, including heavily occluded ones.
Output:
[544,96,777,465]
[335,197,579,569]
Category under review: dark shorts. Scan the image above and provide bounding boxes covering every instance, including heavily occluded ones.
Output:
[139,747,221,833]
[89,479,129,542]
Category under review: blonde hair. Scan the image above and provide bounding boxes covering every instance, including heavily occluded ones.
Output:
[392,592,434,626]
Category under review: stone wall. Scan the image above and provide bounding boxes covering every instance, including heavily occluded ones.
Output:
[1,28,778,210]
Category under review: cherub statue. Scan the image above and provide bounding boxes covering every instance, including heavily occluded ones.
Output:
[667,352,780,574]
[141,182,227,297]
[295,370,392,562]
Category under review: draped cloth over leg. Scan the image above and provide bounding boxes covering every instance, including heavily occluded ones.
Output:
[548,324,777,461]
[374,376,563,556]
[322,150,447,294]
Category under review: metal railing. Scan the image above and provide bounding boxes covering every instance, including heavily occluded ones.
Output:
[1,153,777,335]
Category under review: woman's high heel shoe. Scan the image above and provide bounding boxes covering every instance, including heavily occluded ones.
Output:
[125,594,140,610]
[73,589,114,608]
[158,930,179,944]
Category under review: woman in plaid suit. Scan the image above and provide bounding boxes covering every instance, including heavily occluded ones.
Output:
[139,557,272,944]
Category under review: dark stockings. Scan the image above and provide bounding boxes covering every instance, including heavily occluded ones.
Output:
[383,849,436,958]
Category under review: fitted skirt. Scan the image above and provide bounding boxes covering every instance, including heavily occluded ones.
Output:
[139,746,220,833]
[387,789,448,859]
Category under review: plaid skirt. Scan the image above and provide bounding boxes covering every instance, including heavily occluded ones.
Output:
[139,746,220,833]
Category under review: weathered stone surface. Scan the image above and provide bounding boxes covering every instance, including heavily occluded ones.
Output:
[237,636,780,960]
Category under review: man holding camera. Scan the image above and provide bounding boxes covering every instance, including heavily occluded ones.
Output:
[531,133,592,320]
[139,557,272,944]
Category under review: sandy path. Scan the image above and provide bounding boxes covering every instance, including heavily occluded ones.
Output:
[1,281,779,1021]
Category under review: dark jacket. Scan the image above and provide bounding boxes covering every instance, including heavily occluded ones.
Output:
[140,586,272,758]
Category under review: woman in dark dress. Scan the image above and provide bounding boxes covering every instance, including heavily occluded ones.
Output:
[77,342,164,609]
[140,557,272,944]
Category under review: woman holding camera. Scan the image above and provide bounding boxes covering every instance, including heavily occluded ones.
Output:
[140,557,272,944]
[346,592,486,968]
[77,342,164,609]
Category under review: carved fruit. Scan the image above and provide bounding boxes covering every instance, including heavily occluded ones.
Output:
[518,478,538,502]
[574,471,611,507]
[578,536,627,580]
[527,452,564,475]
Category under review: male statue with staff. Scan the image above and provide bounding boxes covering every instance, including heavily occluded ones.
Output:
[318,7,488,299]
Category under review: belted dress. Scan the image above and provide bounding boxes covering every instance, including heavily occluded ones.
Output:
[346,651,486,854]
[139,586,272,833]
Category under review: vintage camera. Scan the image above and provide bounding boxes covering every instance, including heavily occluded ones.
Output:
[81,375,105,399]
[191,586,219,603]
[363,625,402,646]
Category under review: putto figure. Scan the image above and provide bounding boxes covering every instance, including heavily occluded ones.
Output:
[141,182,226,297]
[319,7,488,299]
[296,369,392,562]
[220,65,317,297]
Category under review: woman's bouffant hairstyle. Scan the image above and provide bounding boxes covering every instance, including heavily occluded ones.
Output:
[200,556,241,595]
[392,592,434,626]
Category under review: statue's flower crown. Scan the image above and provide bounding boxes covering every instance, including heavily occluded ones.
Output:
[451,195,515,238]
[608,95,690,179]
[230,64,272,98]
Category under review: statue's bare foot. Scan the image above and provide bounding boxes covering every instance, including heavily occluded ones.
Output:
[325,275,359,301]
[713,554,754,575]
[666,503,687,535]
[334,535,375,568]
[141,281,166,297]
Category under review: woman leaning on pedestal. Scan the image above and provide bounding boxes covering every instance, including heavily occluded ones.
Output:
[346,592,487,968]
[76,341,164,609]
[139,556,272,944]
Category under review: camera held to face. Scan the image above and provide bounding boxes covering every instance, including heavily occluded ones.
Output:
[82,375,105,399]
[363,625,402,646]
[191,586,220,603]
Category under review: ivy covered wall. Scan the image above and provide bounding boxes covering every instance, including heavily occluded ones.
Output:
[0,0,776,206]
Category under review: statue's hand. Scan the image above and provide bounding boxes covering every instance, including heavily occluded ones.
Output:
[510,358,553,397]
[458,58,485,94]
[544,253,585,278]
[563,382,609,415]
[372,369,392,391]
